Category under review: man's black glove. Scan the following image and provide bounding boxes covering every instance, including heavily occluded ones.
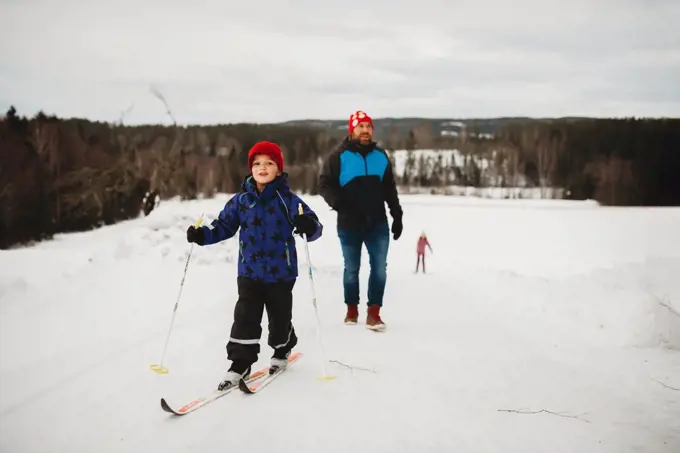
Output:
[186,226,204,245]
[293,214,318,237]
[391,215,403,240]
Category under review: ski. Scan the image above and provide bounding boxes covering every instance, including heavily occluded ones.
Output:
[239,351,303,394]
[160,367,269,416]
[159,352,302,415]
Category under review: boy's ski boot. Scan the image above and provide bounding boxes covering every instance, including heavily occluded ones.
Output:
[269,350,291,374]
[217,364,251,391]
[269,358,288,374]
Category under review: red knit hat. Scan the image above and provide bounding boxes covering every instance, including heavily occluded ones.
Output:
[248,141,284,172]
[349,110,373,135]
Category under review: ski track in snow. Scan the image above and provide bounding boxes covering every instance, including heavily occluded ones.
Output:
[1,194,679,453]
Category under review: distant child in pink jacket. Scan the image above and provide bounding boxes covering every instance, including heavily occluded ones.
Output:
[416,232,433,273]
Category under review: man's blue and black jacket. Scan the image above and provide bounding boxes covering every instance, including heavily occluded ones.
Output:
[318,137,402,229]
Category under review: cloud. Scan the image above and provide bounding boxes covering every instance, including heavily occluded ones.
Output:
[1,0,678,124]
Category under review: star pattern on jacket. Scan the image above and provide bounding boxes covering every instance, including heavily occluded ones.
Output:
[202,174,321,284]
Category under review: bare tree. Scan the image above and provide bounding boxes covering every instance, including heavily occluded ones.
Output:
[150,85,177,126]
[537,128,562,198]
[28,115,61,224]
[118,103,134,125]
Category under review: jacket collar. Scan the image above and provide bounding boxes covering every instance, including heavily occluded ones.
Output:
[241,172,291,201]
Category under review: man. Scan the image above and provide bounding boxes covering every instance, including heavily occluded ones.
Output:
[318,110,403,331]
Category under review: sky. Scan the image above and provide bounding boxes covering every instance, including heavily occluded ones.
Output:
[1,0,679,125]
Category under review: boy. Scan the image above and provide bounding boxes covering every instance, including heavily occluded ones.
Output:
[186,141,323,391]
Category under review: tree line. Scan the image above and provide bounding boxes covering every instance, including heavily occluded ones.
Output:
[394,117,680,205]
[0,107,332,248]
[1,106,678,249]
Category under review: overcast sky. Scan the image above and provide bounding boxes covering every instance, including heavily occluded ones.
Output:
[1,0,678,125]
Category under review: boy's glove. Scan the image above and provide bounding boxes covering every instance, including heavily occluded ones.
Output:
[391,215,403,240]
[186,226,204,245]
[293,214,318,237]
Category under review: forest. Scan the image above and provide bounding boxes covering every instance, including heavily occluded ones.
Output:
[1,105,679,249]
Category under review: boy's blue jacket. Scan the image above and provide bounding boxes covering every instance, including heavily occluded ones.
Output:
[198,173,322,283]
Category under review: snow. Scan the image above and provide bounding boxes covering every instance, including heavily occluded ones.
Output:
[1,194,680,453]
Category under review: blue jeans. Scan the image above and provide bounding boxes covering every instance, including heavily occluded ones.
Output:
[337,221,390,307]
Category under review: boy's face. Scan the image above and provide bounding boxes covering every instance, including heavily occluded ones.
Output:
[251,154,280,185]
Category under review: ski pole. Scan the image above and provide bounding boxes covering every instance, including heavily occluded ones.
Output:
[151,213,204,374]
[298,204,334,381]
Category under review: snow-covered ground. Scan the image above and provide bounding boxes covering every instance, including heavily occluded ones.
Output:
[1,194,679,453]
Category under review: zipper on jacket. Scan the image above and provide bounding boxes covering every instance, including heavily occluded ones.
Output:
[239,240,245,262]
[285,240,291,267]
[353,149,369,176]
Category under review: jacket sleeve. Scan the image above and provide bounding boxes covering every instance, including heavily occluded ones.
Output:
[290,195,323,242]
[200,194,241,245]
[318,147,343,211]
[381,154,403,220]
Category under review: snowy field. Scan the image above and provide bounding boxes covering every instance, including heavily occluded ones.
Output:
[1,194,679,453]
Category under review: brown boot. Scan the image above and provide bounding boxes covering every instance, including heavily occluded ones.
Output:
[366,305,386,331]
[344,304,358,324]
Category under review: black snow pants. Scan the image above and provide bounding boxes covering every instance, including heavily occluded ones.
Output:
[226,276,297,373]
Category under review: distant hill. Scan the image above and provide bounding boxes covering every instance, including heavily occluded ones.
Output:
[276,116,594,139]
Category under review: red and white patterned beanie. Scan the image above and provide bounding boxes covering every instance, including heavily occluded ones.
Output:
[348,110,373,134]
